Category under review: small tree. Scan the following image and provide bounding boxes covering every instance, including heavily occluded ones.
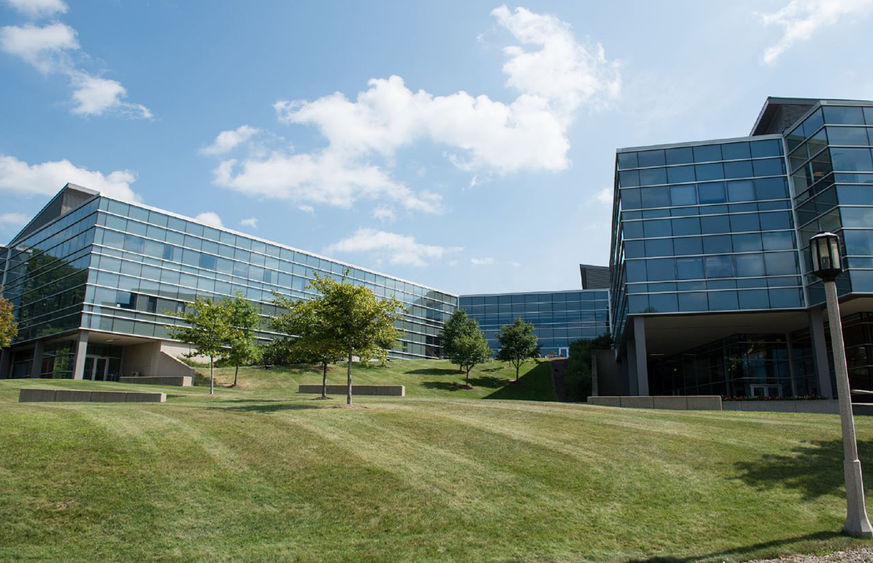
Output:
[440,309,469,373]
[308,273,403,405]
[226,294,261,388]
[168,297,230,395]
[450,320,491,388]
[0,294,17,348]
[272,295,345,399]
[497,317,539,382]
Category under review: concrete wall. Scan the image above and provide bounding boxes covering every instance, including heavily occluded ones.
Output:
[588,395,722,411]
[593,349,627,396]
[121,341,197,382]
[19,388,165,402]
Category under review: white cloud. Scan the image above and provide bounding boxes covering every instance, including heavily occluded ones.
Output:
[373,205,395,222]
[240,217,258,229]
[297,204,315,215]
[0,154,138,200]
[201,125,259,155]
[212,6,618,213]
[0,212,29,228]
[760,0,873,65]
[69,72,151,118]
[6,0,67,18]
[194,211,223,228]
[325,228,462,267]
[213,150,442,213]
[594,187,612,205]
[0,22,77,72]
[0,20,150,118]
[471,257,495,265]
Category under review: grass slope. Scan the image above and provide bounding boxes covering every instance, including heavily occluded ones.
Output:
[1,361,872,561]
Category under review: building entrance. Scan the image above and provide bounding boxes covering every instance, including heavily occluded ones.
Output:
[83,356,110,381]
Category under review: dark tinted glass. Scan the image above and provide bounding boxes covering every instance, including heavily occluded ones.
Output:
[674,237,703,255]
[639,168,668,186]
[667,165,695,183]
[722,142,751,160]
[670,185,696,205]
[823,106,865,125]
[695,163,724,181]
[750,139,782,157]
[638,150,666,167]
[665,146,693,165]
[693,144,722,163]
[617,152,638,170]
[698,182,726,203]
[724,160,753,179]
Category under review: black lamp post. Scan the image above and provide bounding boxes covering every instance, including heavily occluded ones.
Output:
[810,231,872,537]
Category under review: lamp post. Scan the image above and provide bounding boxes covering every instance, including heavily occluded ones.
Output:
[809,231,873,538]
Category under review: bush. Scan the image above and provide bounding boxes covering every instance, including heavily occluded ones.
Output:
[565,334,612,402]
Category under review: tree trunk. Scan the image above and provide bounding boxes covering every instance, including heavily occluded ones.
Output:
[209,355,215,395]
[466,367,471,387]
[515,360,520,382]
[346,350,353,405]
[233,365,239,387]
[321,360,328,399]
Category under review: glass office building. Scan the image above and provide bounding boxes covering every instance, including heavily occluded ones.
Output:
[609,97,873,399]
[459,290,610,357]
[0,184,457,380]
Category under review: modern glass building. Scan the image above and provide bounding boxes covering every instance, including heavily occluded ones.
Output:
[0,184,457,381]
[459,289,610,357]
[609,97,873,399]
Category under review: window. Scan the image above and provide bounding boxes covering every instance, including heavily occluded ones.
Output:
[703,235,732,254]
[640,187,670,207]
[199,253,217,270]
[670,185,697,205]
[730,213,760,232]
[676,257,703,279]
[705,256,734,278]
[693,144,722,163]
[695,163,724,181]
[639,168,667,186]
[667,165,695,184]
[678,292,707,311]
[831,148,873,172]
[722,142,751,160]
[698,182,726,204]
[674,237,702,255]
[762,231,794,250]
[646,259,674,281]
[727,180,755,202]
[700,215,730,234]
[116,291,135,309]
[638,149,665,167]
[643,219,671,237]
[750,139,782,157]
[617,152,638,170]
[645,239,673,256]
[665,146,693,165]
[736,254,765,277]
[708,291,738,311]
[823,106,865,125]
[738,290,769,310]
[755,178,787,200]
[827,127,869,146]
[752,158,784,176]
[122,235,144,253]
[764,252,797,275]
[733,233,762,252]
[672,217,700,236]
[724,160,753,179]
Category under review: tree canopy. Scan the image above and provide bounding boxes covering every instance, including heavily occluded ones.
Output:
[496,317,539,382]
[441,310,490,387]
[306,273,403,405]
[168,297,231,395]
[0,294,18,348]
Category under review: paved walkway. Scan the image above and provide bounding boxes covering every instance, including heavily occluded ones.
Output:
[749,547,873,562]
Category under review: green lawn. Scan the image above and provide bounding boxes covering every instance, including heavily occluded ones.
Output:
[1,360,872,561]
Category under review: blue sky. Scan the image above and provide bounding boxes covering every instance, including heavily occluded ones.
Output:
[2,0,872,295]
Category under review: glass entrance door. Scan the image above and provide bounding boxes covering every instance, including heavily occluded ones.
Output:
[85,356,110,381]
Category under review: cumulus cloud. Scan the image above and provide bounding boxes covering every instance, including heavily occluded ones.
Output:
[0,212,29,228]
[6,0,68,18]
[240,217,258,229]
[325,228,462,267]
[297,204,315,215]
[194,211,223,228]
[201,125,259,155]
[209,5,618,214]
[760,0,873,64]
[0,154,138,200]
[594,187,612,205]
[0,15,150,117]
[471,257,495,265]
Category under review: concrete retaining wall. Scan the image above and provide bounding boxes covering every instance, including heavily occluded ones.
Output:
[588,395,722,411]
[118,375,193,386]
[298,384,405,397]
[19,388,166,403]
[723,399,839,414]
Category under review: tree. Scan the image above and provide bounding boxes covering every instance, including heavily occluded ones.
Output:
[226,294,261,388]
[0,293,17,348]
[449,320,491,388]
[168,297,230,395]
[566,333,612,402]
[307,273,403,405]
[271,295,345,399]
[440,309,470,373]
[496,317,539,382]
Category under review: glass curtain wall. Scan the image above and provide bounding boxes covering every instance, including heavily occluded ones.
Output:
[82,197,457,359]
[459,290,610,357]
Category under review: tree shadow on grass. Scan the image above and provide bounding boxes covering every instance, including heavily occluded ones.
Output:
[733,439,873,500]
[407,368,463,376]
[484,362,556,402]
[213,402,323,413]
[422,376,508,392]
[631,531,843,562]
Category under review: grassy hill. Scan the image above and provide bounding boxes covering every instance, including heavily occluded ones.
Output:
[2,360,873,561]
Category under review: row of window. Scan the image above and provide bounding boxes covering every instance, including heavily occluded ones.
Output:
[787,106,873,152]
[459,291,607,306]
[627,288,804,314]
[617,139,782,170]
[625,251,799,281]
[620,177,788,210]
[624,232,795,258]
[622,213,794,239]
[628,275,800,293]
[618,159,784,188]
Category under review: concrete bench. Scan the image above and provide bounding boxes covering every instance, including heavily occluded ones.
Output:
[118,375,193,387]
[298,384,405,397]
[19,388,166,403]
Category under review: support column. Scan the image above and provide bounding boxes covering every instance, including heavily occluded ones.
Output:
[0,347,10,379]
[810,308,835,399]
[30,340,43,378]
[72,330,88,380]
[633,316,649,396]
